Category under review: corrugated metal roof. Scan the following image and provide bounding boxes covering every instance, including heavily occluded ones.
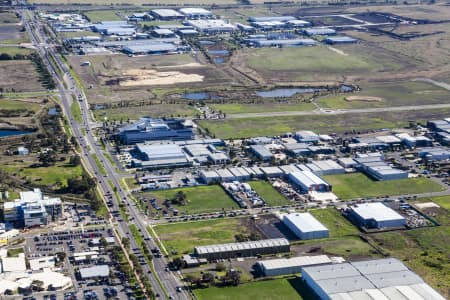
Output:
[283,212,328,233]
[259,255,331,270]
[195,238,289,254]
[350,203,405,222]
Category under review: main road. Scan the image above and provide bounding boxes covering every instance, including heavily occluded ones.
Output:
[21,7,189,300]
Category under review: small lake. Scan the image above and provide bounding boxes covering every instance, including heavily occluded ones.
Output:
[208,50,229,56]
[199,40,215,45]
[213,57,225,64]
[181,92,221,101]
[256,88,323,98]
[0,129,33,137]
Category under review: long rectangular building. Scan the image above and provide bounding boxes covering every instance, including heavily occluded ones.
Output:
[283,213,329,240]
[347,202,406,229]
[194,238,289,260]
[289,171,331,192]
[257,255,332,276]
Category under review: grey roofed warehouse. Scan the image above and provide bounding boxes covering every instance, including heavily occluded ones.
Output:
[123,43,179,55]
[249,16,296,22]
[186,19,235,33]
[79,265,110,279]
[151,9,184,20]
[179,7,213,18]
[282,212,329,240]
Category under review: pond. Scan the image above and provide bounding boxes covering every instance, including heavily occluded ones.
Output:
[199,40,215,45]
[181,92,221,100]
[256,88,323,98]
[208,50,230,56]
[0,129,33,137]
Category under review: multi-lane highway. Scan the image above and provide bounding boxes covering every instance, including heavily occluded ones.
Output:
[21,7,189,300]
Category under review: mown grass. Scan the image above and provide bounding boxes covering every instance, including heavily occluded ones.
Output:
[323,173,445,200]
[70,101,82,123]
[195,277,304,300]
[248,181,290,206]
[210,101,315,114]
[0,99,40,112]
[309,208,359,238]
[83,10,124,22]
[0,46,34,56]
[142,185,236,214]
[154,218,250,256]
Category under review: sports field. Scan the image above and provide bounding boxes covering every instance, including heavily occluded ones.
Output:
[323,173,445,200]
[142,185,237,214]
[195,277,304,300]
[248,181,290,206]
[153,218,252,256]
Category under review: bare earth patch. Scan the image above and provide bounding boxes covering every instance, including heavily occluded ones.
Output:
[327,46,348,56]
[119,69,204,86]
[345,95,383,102]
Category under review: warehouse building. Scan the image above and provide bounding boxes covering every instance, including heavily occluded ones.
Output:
[248,16,296,22]
[194,238,290,260]
[260,166,284,178]
[337,157,357,168]
[346,202,406,229]
[286,19,311,27]
[295,130,320,144]
[435,132,450,146]
[323,36,357,44]
[301,258,445,300]
[251,38,317,48]
[289,171,331,192]
[418,147,450,161]
[250,145,273,161]
[305,160,345,176]
[303,27,336,36]
[283,213,329,240]
[179,7,213,19]
[186,19,235,33]
[355,156,408,181]
[151,9,184,20]
[216,169,235,182]
[396,133,432,148]
[283,143,311,157]
[118,117,194,144]
[279,164,302,175]
[130,143,191,169]
[123,43,178,55]
[257,255,332,276]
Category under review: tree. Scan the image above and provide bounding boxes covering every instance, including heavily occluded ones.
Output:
[225,269,241,286]
[216,262,226,272]
[170,257,184,270]
[121,237,130,249]
[172,191,187,206]
[202,272,215,286]
[100,237,108,248]
[69,155,81,166]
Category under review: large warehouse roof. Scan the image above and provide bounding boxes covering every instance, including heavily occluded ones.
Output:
[195,238,289,255]
[258,255,331,271]
[283,213,328,233]
[350,203,405,222]
[151,9,184,18]
[79,265,109,279]
[351,258,408,275]
[289,171,329,187]
[179,7,213,16]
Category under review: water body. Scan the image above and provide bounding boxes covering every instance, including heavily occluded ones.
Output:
[340,85,354,92]
[208,50,229,56]
[181,92,221,101]
[213,57,225,64]
[199,40,215,45]
[256,88,323,98]
[0,129,33,137]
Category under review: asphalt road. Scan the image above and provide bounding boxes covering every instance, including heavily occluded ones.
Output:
[21,8,189,300]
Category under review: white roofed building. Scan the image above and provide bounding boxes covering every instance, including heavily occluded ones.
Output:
[347,202,406,229]
[283,213,329,240]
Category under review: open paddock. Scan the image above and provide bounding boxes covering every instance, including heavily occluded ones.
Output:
[0,60,45,92]
[0,25,29,44]
[153,217,258,257]
[197,108,450,139]
[29,0,239,5]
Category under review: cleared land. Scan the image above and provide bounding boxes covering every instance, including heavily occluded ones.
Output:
[0,98,40,113]
[94,103,197,121]
[30,0,237,4]
[83,10,124,22]
[248,181,290,206]
[238,44,412,83]
[195,277,304,300]
[197,108,450,139]
[153,218,253,256]
[318,81,450,109]
[0,60,45,92]
[323,173,445,200]
[69,54,232,104]
[142,185,237,215]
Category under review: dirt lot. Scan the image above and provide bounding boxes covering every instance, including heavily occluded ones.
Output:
[0,60,45,92]
[69,54,234,104]
[346,4,450,21]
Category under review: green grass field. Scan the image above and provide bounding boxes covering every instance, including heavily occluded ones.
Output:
[70,101,82,123]
[59,31,101,38]
[370,226,450,298]
[154,218,251,256]
[309,208,359,237]
[143,185,237,214]
[210,102,315,114]
[0,46,34,56]
[195,277,304,300]
[0,161,83,187]
[92,153,106,175]
[0,99,40,112]
[323,173,445,200]
[198,108,450,139]
[83,10,123,22]
[248,181,290,206]
[318,81,450,109]
[423,195,450,210]
[0,12,19,24]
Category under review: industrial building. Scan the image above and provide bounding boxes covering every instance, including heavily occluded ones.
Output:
[323,36,357,44]
[78,265,110,280]
[283,143,312,157]
[257,255,332,276]
[355,156,408,181]
[302,258,445,300]
[123,43,178,55]
[295,130,320,144]
[418,147,450,161]
[249,144,273,161]
[118,117,194,144]
[283,213,329,240]
[194,238,290,260]
[250,38,317,48]
[289,171,331,192]
[179,7,213,19]
[396,133,432,148]
[130,143,191,169]
[305,160,345,176]
[2,189,63,228]
[303,27,336,36]
[186,19,235,33]
[150,9,184,20]
[346,202,406,229]
[248,16,296,22]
